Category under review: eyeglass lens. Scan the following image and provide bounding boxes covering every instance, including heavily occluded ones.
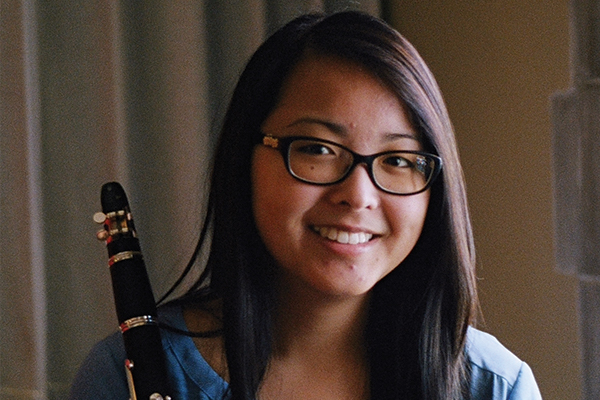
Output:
[287,139,436,194]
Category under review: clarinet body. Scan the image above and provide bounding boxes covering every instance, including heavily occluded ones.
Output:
[95,182,173,400]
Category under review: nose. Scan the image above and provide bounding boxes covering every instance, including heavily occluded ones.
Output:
[327,164,380,210]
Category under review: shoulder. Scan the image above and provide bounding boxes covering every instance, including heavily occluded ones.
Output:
[466,327,543,400]
[70,304,229,400]
[160,303,230,398]
[69,331,128,399]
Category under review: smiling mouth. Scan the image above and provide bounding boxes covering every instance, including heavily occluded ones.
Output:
[312,226,374,245]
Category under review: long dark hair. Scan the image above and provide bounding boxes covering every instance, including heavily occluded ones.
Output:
[168,11,478,400]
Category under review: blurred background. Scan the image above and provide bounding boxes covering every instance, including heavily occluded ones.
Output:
[0,0,584,399]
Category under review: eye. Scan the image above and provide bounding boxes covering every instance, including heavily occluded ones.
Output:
[294,141,337,156]
[381,154,411,168]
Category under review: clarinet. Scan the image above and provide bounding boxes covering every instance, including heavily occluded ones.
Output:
[94,182,173,400]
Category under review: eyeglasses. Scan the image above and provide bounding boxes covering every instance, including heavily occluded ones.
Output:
[261,134,442,195]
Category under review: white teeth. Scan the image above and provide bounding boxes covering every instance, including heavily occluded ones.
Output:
[338,231,349,243]
[327,229,338,241]
[314,227,373,244]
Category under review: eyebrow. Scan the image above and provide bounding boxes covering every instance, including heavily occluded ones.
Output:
[286,117,419,142]
[383,132,420,142]
[287,117,347,134]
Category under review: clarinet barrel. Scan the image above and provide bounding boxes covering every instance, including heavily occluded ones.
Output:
[96,182,172,400]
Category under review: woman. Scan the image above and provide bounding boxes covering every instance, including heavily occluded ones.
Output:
[70,11,542,400]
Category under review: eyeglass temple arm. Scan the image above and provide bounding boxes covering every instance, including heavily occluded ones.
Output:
[262,135,279,149]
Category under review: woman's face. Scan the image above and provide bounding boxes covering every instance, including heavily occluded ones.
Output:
[252,55,430,300]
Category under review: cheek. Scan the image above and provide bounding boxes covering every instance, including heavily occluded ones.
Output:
[387,193,430,244]
[252,182,287,241]
[251,149,308,243]
[251,151,279,238]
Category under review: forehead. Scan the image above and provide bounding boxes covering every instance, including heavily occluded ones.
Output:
[263,54,420,148]
[277,54,397,109]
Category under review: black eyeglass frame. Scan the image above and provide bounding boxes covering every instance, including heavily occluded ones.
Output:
[261,134,443,196]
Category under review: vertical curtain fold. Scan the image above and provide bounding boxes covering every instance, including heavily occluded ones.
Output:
[1,0,47,398]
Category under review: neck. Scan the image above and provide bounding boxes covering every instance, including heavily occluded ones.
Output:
[272,279,371,360]
[261,281,371,399]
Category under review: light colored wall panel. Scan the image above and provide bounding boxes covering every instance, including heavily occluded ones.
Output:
[389,1,580,399]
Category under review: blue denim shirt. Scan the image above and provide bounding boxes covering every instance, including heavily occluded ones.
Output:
[70,306,542,399]
[467,327,542,399]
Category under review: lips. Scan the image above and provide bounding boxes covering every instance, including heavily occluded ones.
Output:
[312,226,374,245]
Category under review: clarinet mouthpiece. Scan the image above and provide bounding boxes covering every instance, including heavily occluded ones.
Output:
[101,181,129,213]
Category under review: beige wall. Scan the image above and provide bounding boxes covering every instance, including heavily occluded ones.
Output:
[389,2,580,399]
